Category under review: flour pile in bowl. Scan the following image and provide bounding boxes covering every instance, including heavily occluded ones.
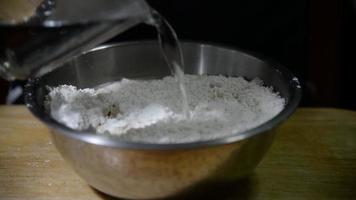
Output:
[46,75,285,143]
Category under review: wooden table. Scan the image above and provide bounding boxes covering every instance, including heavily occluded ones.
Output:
[0,106,355,199]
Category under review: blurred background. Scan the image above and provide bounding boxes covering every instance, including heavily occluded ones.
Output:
[0,0,355,110]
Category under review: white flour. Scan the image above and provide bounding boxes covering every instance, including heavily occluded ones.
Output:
[46,75,285,143]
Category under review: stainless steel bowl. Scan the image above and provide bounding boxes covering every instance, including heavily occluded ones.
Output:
[25,41,301,199]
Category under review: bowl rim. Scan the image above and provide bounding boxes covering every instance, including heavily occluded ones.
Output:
[25,40,302,150]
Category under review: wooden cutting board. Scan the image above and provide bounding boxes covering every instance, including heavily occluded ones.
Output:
[0,106,355,199]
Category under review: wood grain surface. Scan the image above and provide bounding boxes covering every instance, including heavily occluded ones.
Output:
[0,106,355,200]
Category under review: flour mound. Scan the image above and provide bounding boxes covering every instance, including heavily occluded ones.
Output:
[46,75,285,143]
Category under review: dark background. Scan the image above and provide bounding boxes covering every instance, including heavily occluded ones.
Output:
[1,0,355,110]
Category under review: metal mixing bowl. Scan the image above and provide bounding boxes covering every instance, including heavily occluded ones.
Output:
[25,41,301,199]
